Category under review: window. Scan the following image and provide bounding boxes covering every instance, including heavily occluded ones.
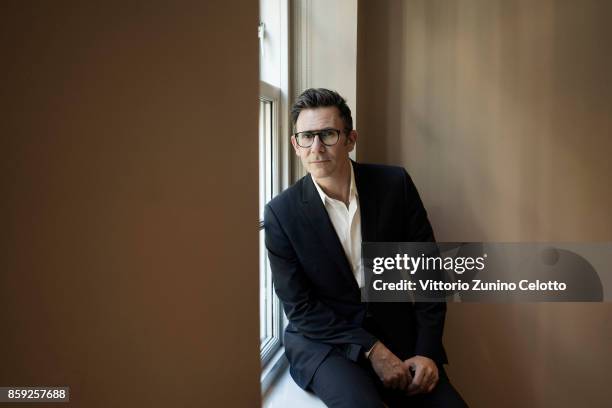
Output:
[258,0,289,380]
[258,0,291,393]
[259,82,283,366]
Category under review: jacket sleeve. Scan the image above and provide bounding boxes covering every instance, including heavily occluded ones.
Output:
[402,170,447,362]
[264,203,378,357]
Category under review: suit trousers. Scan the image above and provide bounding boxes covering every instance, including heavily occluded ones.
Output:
[308,348,468,408]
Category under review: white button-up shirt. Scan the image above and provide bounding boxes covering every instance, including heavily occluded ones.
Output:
[312,162,363,288]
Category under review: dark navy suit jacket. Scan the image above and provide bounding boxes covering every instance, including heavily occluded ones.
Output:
[264,162,447,389]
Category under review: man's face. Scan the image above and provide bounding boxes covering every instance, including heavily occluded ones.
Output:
[291,106,356,180]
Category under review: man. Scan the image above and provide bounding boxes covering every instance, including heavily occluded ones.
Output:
[264,88,467,407]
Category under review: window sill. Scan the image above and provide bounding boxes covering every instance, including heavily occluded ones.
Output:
[262,351,326,408]
[261,347,288,394]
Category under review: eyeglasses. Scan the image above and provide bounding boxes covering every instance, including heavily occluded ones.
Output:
[293,128,342,148]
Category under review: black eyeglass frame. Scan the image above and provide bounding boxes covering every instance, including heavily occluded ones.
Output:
[292,128,347,148]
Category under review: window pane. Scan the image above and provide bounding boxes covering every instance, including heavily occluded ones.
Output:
[259,98,275,346]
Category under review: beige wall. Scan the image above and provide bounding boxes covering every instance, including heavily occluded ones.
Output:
[357,1,612,407]
[0,2,259,407]
[292,0,359,176]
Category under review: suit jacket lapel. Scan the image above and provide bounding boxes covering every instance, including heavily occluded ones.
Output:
[300,173,358,289]
[353,161,378,242]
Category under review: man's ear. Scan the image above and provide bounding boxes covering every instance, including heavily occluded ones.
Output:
[346,129,358,152]
[290,135,300,156]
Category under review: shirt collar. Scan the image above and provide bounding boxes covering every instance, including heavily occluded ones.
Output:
[312,161,358,205]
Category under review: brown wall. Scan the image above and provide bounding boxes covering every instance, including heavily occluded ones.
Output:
[357,1,612,407]
[1,2,260,407]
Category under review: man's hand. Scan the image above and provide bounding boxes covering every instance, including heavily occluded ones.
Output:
[403,355,439,395]
[368,341,412,390]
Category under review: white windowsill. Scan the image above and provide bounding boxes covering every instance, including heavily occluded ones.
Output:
[261,347,288,393]
[261,348,326,408]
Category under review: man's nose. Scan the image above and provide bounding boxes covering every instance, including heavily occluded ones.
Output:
[310,135,325,152]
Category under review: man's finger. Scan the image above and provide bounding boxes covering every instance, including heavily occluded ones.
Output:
[426,373,439,393]
[401,368,412,393]
[388,373,400,390]
[397,371,408,391]
[411,365,424,389]
[391,374,401,390]
[405,367,424,395]
[426,380,435,393]
[406,383,420,396]
[423,371,434,391]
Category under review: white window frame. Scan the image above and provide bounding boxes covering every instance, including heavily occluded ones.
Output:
[259,81,284,367]
[259,0,291,393]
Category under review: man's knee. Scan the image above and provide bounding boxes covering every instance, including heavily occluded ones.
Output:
[340,387,386,408]
[426,376,469,408]
[309,350,386,408]
[316,390,385,408]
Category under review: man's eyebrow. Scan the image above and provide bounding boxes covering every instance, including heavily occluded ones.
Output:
[300,127,335,133]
